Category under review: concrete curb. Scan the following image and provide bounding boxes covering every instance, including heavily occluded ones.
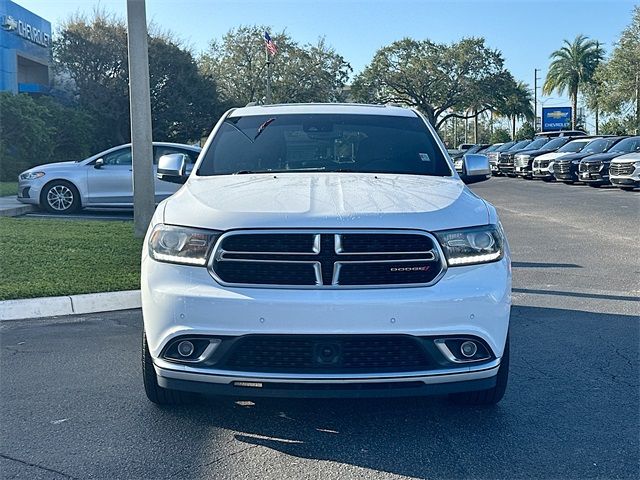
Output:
[0,290,141,321]
[0,204,35,217]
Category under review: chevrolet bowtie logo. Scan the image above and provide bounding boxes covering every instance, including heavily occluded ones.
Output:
[547,110,569,119]
[1,15,18,31]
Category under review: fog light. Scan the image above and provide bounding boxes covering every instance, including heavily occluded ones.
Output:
[460,341,477,358]
[177,340,195,357]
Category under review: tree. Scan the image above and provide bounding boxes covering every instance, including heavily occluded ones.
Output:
[543,34,604,129]
[515,122,536,140]
[494,81,534,140]
[200,25,351,106]
[595,7,640,134]
[54,12,220,151]
[490,128,511,144]
[351,37,514,130]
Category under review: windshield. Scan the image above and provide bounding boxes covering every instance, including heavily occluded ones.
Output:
[558,140,589,153]
[523,138,549,150]
[543,137,569,150]
[582,138,617,154]
[496,142,516,152]
[609,137,640,154]
[197,114,452,177]
[484,145,499,152]
[508,140,531,151]
[465,145,482,154]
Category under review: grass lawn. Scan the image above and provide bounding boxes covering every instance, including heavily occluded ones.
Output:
[0,217,144,301]
[0,182,18,197]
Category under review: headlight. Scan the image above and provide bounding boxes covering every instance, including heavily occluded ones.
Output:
[19,171,45,180]
[434,224,505,266]
[148,224,221,266]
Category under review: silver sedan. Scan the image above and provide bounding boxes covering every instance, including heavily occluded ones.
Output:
[17,142,200,214]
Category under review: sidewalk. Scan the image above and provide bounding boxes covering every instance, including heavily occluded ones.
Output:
[0,195,35,217]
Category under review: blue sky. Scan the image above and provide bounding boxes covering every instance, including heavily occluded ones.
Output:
[14,0,637,130]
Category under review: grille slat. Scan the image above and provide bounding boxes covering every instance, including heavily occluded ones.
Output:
[211,231,444,288]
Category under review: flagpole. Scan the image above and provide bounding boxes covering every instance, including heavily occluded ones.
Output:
[265,43,272,104]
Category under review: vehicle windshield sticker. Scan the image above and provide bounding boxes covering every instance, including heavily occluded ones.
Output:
[419,153,432,162]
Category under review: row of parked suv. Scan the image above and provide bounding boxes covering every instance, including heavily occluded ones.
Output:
[452,132,640,190]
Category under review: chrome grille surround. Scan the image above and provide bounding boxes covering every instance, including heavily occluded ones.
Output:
[610,162,635,176]
[208,229,447,289]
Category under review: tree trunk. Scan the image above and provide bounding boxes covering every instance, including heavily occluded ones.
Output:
[474,108,479,143]
[511,116,516,140]
[571,89,578,130]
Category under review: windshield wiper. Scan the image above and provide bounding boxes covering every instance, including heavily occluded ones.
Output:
[254,118,276,140]
[232,167,328,175]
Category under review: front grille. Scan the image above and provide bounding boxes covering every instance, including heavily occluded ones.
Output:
[210,230,444,288]
[515,156,530,167]
[556,161,572,174]
[579,162,601,173]
[610,163,635,176]
[223,335,431,373]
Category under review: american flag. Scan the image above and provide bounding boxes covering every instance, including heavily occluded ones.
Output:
[264,31,278,56]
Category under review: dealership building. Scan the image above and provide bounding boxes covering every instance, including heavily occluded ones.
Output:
[0,0,51,94]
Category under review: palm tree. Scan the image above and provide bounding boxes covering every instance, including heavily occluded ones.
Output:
[543,35,604,129]
[495,81,535,140]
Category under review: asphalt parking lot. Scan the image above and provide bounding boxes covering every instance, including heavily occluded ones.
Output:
[1,177,638,479]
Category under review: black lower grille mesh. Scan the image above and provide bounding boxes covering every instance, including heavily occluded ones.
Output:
[223,335,431,373]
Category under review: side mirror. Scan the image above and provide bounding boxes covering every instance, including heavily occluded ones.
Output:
[157,153,188,184]
[94,158,104,169]
[461,154,491,184]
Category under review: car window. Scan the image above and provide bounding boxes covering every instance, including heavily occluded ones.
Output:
[103,148,132,166]
[609,137,640,154]
[543,137,569,149]
[509,140,530,151]
[154,146,199,165]
[197,114,452,177]
[496,142,516,152]
[524,138,549,150]
[558,140,589,153]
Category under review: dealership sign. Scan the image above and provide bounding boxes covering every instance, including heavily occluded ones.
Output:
[1,14,49,48]
[542,107,572,131]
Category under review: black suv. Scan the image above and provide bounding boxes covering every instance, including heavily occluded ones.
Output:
[498,138,549,176]
[514,136,587,178]
[579,136,640,186]
[487,141,517,175]
[553,137,627,184]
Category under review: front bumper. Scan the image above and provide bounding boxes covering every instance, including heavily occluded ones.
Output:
[610,163,640,186]
[16,180,43,205]
[142,254,511,395]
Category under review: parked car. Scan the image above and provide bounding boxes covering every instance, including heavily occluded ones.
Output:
[579,136,640,186]
[142,103,511,406]
[553,137,627,184]
[17,143,201,214]
[514,135,586,178]
[609,152,640,190]
[532,138,593,181]
[498,138,549,176]
[478,143,503,155]
[487,141,516,176]
[450,144,491,161]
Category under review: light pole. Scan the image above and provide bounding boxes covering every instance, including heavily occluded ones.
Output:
[126,0,155,238]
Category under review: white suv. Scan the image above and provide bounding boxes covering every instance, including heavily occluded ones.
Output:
[141,104,511,406]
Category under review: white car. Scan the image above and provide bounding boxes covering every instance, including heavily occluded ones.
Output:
[532,138,593,180]
[142,103,511,406]
[609,152,640,190]
[17,142,201,213]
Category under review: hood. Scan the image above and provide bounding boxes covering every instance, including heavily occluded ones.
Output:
[611,153,640,163]
[163,173,490,231]
[581,153,623,163]
[555,151,596,162]
[535,151,568,161]
[24,161,77,173]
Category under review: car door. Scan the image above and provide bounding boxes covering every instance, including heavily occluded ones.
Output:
[86,147,134,205]
[153,146,199,201]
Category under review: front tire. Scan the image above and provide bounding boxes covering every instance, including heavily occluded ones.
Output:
[142,332,193,405]
[40,180,81,214]
[449,336,509,406]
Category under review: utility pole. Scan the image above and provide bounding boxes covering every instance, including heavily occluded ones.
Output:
[534,68,540,132]
[265,44,272,104]
[594,41,600,135]
[636,71,640,135]
[126,0,155,237]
